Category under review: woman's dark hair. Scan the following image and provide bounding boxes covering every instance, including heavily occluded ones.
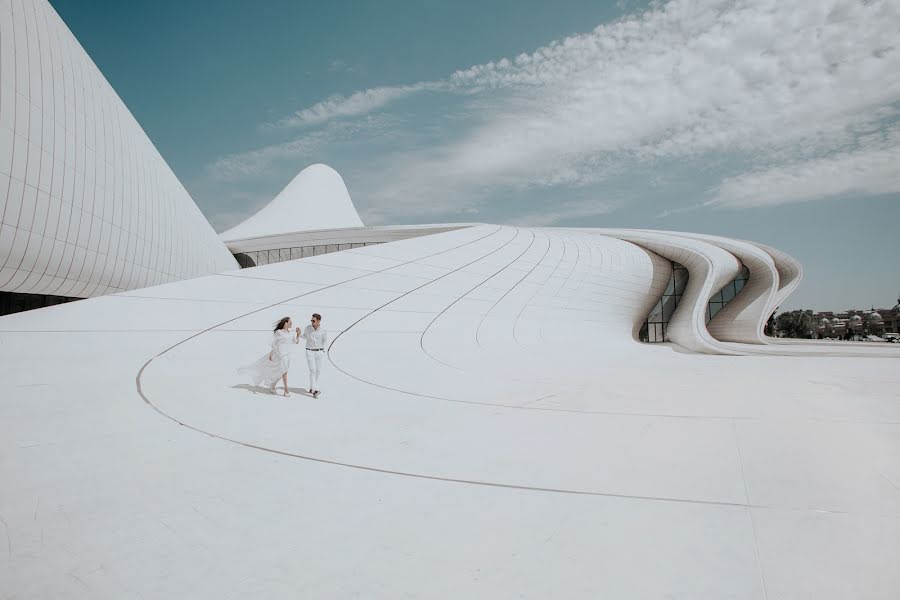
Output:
[274,316,291,332]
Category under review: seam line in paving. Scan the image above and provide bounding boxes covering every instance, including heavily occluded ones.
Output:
[132,226,900,514]
[732,419,770,600]
[416,229,536,370]
[325,227,522,355]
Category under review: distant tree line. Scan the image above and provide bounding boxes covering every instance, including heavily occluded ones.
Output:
[772,309,814,339]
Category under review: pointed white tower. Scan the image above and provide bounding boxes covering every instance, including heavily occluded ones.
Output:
[220,164,363,242]
[0,0,237,299]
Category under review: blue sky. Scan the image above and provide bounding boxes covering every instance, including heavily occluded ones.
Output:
[50,0,899,311]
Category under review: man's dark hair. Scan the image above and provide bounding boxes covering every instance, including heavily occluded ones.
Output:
[312,313,322,321]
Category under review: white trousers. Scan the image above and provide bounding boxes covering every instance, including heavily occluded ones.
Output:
[306,349,325,390]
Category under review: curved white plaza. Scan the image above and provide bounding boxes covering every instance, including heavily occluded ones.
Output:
[2,224,899,599]
[2,1,899,599]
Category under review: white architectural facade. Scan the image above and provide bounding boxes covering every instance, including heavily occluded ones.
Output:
[2,225,899,600]
[1,4,899,599]
[219,163,364,243]
[0,0,236,301]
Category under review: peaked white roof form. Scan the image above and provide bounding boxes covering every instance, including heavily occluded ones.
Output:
[0,0,237,299]
[219,164,364,242]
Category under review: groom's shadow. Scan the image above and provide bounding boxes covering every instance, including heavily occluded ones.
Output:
[231,384,315,397]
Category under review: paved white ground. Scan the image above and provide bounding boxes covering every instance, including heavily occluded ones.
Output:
[2,225,899,599]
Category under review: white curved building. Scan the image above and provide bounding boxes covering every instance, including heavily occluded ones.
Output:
[219,163,364,242]
[2,3,899,599]
[2,225,899,600]
[0,0,236,307]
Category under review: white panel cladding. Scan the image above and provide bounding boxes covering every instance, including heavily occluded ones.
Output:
[586,229,867,356]
[593,228,743,354]
[750,240,803,315]
[0,0,236,299]
[661,231,780,345]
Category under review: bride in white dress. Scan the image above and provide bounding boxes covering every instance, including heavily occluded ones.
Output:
[239,316,300,396]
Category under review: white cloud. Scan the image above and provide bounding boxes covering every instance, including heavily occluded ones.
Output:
[436,0,900,188]
[206,135,325,181]
[328,59,353,73]
[207,116,396,181]
[210,0,900,222]
[708,125,900,208]
[271,82,440,128]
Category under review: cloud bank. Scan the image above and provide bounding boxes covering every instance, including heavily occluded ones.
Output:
[208,0,900,223]
[709,124,900,208]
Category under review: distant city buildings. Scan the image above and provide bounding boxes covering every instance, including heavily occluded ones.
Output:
[813,298,900,338]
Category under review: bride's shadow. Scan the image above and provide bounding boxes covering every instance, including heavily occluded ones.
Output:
[231,384,315,397]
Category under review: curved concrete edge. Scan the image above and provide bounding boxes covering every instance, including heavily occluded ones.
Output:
[750,241,803,316]
[589,229,743,355]
[747,241,804,347]
[663,232,779,345]
[630,248,676,342]
[595,231,897,358]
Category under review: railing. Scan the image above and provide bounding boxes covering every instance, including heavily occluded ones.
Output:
[232,242,384,268]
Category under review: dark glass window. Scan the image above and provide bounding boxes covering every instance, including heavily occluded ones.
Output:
[0,291,80,316]
[641,260,688,343]
[641,261,751,342]
[233,253,256,268]
[661,296,678,321]
[721,284,736,303]
[705,265,749,324]
[232,238,399,269]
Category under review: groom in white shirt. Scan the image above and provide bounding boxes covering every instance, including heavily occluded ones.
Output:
[297,312,327,397]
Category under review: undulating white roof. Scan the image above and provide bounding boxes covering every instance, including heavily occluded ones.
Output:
[2,2,899,597]
[219,164,364,242]
[2,225,899,599]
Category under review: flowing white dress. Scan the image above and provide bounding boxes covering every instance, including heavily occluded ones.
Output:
[239,330,295,386]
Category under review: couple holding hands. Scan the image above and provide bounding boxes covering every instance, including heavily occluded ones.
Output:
[241,313,327,397]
